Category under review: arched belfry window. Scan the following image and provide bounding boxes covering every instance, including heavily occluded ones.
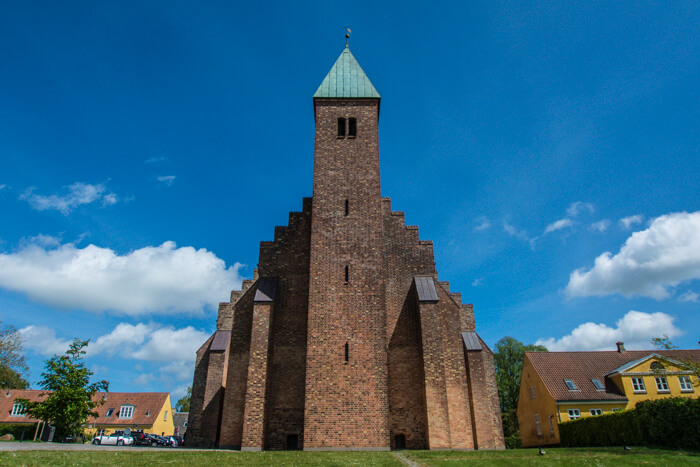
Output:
[337,118,346,137]
[345,199,349,216]
[344,265,349,283]
[348,118,357,137]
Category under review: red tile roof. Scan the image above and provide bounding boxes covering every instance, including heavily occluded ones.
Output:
[526,349,700,402]
[0,390,170,427]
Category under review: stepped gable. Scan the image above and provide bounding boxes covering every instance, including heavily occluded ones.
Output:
[186,44,504,451]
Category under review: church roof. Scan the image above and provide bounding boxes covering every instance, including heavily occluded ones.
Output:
[313,45,380,99]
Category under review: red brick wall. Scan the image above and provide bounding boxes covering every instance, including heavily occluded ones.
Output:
[305,98,390,449]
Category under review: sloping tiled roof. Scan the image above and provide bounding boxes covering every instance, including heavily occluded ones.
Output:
[0,390,170,426]
[313,45,380,99]
[0,389,47,423]
[92,392,170,426]
[526,349,700,402]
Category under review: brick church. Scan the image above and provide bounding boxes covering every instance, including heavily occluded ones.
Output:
[186,44,504,451]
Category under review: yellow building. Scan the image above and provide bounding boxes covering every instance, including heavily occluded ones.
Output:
[0,390,175,439]
[517,343,699,448]
[86,392,175,437]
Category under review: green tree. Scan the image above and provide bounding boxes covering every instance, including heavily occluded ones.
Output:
[493,336,548,443]
[17,339,108,440]
[0,321,29,389]
[652,334,700,386]
[176,386,191,412]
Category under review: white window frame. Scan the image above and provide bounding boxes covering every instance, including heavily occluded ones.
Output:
[590,408,602,416]
[679,376,693,392]
[631,377,646,393]
[549,415,555,435]
[534,413,542,436]
[564,379,579,390]
[164,410,168,421]
[530,386,536,399]
[10,402,26,417]
[655,377,670,392]
[118,405,134,419]
[567,409,581,420]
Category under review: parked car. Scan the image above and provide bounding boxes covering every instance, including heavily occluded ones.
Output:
[165,436,179,447]
[172,435,184,446]
[92,432,134,446]
[148,435,169,447]
[132,431,153,446]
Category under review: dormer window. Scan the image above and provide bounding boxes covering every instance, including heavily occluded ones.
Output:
[564,379,579,390]
[118,405,134,419]
[591,379,605,390]
[10,403,26,417]
[105,408,114,417]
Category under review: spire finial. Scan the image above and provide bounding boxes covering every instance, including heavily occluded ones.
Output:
[345,26,351,47]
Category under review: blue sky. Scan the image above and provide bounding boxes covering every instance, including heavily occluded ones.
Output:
[1,1,699,400]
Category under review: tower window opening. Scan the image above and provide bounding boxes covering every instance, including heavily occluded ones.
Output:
[345,342,349,363]
[345,199,349,216]
[337,118,346,137]
[345,265,349,282]
[348,118,357,137]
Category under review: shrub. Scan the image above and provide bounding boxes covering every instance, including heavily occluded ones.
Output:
[0,424,36,441]
[559,397,699,450]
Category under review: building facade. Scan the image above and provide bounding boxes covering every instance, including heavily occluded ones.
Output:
[1,390,174,439]
[186,45,504,451]
[517,343,700,448]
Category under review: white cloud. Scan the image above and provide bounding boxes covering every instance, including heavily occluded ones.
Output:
[133,373,155,386]
[678,290,698,303]
[590,219,611,233]
[0,184,7,191]
[566,211,700,299]
[131,326,209,362]
[473,216,490,232]
[157,176,176,186]
[471,278,483,287]
[19,325,72,356]
[620,214,644,229]
[145,157,166,164]
[567,202,594,217]
[0,239,243,315]
[20,182,118,215]
[503,221,530,242]
[544,218,575,235]
[88,323,155,357]
[160,361,195,382]
[535,310,682,351]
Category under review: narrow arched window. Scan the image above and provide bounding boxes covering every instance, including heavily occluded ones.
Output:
[337,118,346,137]
[345,199,349,216]
[344,342,349,363]
[345,265,349,282]
[348,118,357,137]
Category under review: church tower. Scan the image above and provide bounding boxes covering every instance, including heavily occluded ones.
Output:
[305,45,388,449]
[186,43,505,451]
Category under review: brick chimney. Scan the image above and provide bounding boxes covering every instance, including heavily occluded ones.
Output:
[616,341,626,353]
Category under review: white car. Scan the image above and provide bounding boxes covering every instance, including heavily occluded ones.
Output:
[92,433,134,446]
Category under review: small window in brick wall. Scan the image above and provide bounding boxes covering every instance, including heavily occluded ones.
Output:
[337,118,346,137]
[345,265,349,283]
[348,118,357,137]
[345,199,349,216]
[345,342,349,363]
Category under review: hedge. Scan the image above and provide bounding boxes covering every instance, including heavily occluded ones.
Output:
[559,397,700,450]
[0,424,38,441]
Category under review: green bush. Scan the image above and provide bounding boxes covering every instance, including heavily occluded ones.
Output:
[0,424,37,441]
[504,433,522,449]
[559,397,699,450]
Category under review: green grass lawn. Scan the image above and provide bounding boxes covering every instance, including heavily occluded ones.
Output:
[0,447,698,466]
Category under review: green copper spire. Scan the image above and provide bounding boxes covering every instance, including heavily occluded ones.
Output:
[313,45,380,99]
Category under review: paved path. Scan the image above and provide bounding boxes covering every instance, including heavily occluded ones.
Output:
[392,451,422,467]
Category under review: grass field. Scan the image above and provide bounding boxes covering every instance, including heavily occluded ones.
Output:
[0,447,698,466]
